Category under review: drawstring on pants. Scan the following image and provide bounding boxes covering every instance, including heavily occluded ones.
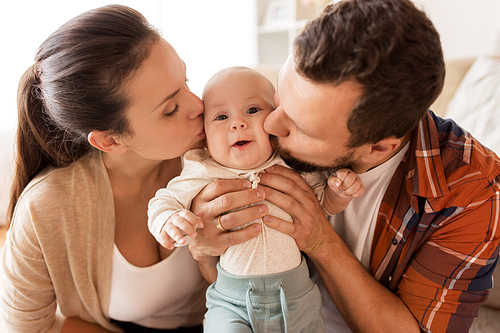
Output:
[279,282,289,332]
[245,284,257,331]
[245,282,289,333]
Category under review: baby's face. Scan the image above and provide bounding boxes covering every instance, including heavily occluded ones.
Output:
[203,70,275,170]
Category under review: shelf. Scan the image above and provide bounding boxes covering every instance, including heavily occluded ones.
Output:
[258,19,308,34]
[256,0,328,68]
[258,23,290,34]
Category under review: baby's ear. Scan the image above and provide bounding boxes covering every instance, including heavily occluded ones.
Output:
[88,130,127,155]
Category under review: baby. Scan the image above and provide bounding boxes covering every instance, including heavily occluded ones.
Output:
[148,67,364,332]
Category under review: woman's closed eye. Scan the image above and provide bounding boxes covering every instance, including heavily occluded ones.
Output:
[164,104,179,118]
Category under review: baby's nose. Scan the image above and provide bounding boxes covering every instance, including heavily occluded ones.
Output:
[232,119,247,130]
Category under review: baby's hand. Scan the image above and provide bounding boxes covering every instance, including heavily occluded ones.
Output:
[327,168,364,199]
[323,169,364,215]
[159,209,203,250]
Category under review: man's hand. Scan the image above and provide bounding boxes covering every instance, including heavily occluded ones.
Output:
[259,165,419,333]
[188,179,266,281]
[258,165,334,255]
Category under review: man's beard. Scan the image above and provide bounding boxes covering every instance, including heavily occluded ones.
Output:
[270,135,355,173]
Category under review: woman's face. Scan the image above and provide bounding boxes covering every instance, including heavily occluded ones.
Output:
[119,38,205,161]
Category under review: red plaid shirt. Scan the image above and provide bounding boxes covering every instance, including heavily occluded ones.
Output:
[370,111,500,332]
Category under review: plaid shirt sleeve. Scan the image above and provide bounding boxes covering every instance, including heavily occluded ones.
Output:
[370,111,500,333]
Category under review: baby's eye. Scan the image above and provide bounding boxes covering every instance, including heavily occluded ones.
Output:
[247,107,259,114]
[215,114,228,121]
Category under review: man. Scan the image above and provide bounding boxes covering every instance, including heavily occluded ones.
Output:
[261,0,500,332]
[189,1,500,332]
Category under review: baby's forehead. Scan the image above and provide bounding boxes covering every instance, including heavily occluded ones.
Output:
[210,70,264,88]
[202,68,275,115]
[206,67,273,89]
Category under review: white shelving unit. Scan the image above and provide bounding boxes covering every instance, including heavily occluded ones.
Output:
[256,0,328,68]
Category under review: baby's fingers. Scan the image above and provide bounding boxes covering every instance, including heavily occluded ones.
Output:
[163,218,191,247]
[342,179,364,198]
[330,169,364,198]
[164,213,203,248]
[159,230,177,250]
[178,210,204,231]
[327,176,344,194]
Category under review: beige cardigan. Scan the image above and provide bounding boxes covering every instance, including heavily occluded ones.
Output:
[1,150,120,332]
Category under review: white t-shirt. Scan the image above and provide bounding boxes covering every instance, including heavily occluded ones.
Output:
[313,143,409,333]
[108,245,207,329]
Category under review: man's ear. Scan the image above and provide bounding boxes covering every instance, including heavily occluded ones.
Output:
[358,137,403,165]
[88,130,127,155]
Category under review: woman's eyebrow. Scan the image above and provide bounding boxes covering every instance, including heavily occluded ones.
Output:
[152,88,181,112]
[152,61,187,112]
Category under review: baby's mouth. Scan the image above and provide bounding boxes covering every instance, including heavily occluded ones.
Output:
[233,140,250,147]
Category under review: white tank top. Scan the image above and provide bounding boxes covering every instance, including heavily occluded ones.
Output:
[108,244,207,329]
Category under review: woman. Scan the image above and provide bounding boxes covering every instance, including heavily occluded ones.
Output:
[0,5,261,333]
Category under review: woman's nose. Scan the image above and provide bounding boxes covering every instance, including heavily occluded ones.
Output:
[188,92,204,119]
[264,106,289,137]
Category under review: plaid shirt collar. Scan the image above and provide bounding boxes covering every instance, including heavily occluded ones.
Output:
[410,111,451,200]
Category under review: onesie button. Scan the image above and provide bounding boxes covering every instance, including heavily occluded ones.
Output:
[391,238,398,245]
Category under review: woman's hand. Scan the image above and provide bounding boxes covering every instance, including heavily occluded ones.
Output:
[188,179,266,265]
[258,165,335,256]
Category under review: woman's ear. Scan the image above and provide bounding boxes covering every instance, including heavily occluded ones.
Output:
[88,130,127,155]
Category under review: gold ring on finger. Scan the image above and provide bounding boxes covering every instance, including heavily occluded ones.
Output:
[216,215,227,232]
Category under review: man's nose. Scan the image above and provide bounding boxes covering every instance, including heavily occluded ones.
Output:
[264,107,289,137]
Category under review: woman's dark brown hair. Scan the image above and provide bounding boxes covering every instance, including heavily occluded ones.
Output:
[6,5,160,227]
[294,0,445,148]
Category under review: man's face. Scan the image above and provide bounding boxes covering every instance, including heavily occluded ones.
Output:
[264,55,364,173]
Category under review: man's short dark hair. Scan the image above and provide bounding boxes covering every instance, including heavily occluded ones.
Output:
[294,0,445,148]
